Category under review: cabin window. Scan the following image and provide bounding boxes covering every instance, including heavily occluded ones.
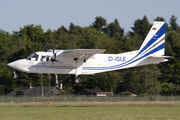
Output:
[41,56,46,61]
[27,53,39,61]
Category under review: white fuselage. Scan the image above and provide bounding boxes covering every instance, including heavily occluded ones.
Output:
[7,21,169,77]
[7,50,166,75]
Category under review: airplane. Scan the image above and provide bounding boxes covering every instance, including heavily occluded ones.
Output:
[7,21,172,84]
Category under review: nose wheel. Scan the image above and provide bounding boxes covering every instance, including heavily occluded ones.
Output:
[12,69,18,79]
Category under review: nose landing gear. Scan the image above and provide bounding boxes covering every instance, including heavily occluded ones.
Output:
[12,69,18,79]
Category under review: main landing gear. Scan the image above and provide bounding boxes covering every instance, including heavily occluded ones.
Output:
[12,69,18,79]
[66,76,81,84]
[65,57,83,84]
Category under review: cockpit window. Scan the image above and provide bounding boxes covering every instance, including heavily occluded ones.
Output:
[41,56,46,61]
[27,53,39,61]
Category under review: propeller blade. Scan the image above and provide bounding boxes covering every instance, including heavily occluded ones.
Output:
[54,53,56,59]
[52,41,56,68]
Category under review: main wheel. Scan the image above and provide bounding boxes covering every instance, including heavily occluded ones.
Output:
[66,77,73,83]
[12,74,18,79]
[74,77,81,84]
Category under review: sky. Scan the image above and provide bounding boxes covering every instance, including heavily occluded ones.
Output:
[1,0,180,34]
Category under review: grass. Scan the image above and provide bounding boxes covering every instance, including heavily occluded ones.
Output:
[0,102,180,120]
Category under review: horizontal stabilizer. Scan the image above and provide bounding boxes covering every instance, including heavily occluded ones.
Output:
[148,55,173,58]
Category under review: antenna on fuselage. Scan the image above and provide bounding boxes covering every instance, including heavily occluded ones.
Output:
[46,42,48,51]
[42,41,48,51]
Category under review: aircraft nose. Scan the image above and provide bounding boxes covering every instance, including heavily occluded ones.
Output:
[7,62,17,68]
[7,59,29,72]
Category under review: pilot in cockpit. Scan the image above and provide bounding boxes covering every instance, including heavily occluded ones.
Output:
[41,56,51,61]
[27,53,39,61]
[41,56,46,61]
[27,53,52,62]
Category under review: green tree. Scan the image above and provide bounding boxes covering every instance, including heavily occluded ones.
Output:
[167,31,180,48]
[0,30,13,52]
[91,16,107,31]
[104,19,124,39]
[160,82,174,94]
[155,17,165,21]
[54,25,69,49]
[130,16,150,40]
[44,29,54,44]
[147,81,161,94]
[169,15,179,31]
[0,85,4,95]
[123,65,160,93]
[18,24,45,43]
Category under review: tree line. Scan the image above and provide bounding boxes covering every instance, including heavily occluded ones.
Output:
[0,15,180,95]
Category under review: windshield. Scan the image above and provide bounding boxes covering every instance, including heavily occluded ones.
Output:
[27,53,39,61]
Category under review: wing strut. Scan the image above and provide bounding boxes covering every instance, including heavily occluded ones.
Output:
[69,57,84,84]
[75,58,83,77]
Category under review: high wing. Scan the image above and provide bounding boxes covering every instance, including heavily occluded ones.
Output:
[64,49,105,54]
[53,49,106,64]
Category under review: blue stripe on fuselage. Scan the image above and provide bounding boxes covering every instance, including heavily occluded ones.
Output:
[102,23,165,69]
[82,42,165,70]
[138,23,165,55]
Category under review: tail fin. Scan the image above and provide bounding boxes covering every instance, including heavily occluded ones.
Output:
[138,21,165,57]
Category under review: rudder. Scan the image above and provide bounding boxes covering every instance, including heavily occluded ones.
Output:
[138,21,166,57]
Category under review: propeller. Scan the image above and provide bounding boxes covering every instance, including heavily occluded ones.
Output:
[42,41,56,68]
[52,41,57,59]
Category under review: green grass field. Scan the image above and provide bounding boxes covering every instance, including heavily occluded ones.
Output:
[0,102,180,120]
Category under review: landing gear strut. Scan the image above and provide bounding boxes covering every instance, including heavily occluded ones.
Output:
[66,76,81,84]
[12,69,18,79]
[66,57,82,84]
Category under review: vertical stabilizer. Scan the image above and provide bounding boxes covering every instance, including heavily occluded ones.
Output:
[138,21,165,56]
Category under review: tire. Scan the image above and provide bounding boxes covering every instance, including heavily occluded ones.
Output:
[74,77,81,84]
[12,74,18,79]
[66,77,73,83]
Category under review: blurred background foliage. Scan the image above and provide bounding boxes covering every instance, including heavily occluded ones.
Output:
[1,15,180,95]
